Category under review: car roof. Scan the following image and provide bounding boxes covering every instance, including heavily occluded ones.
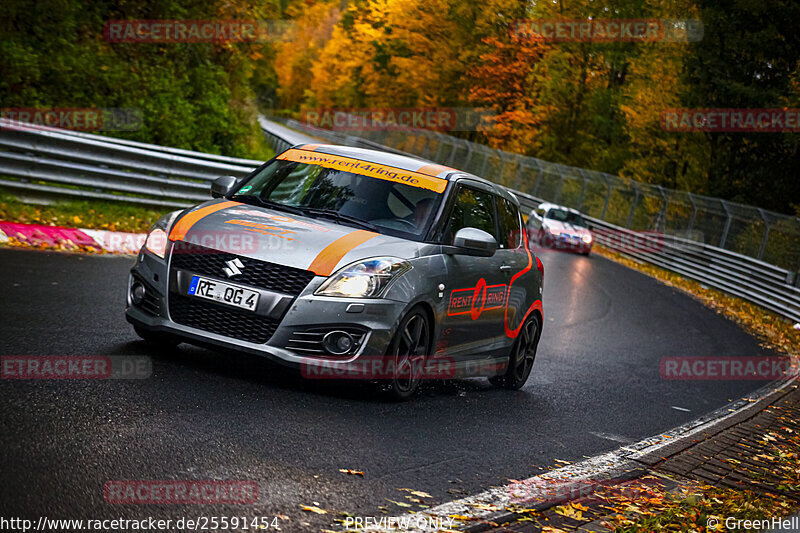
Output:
[291,144,518,205]
[536,202,584,215]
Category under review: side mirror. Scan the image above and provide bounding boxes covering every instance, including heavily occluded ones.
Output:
[211,176,239,198]
[453,227,497,257]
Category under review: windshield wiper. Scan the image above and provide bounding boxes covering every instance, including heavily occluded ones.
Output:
[298,207,379,232]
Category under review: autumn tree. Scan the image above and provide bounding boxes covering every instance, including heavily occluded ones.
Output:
[467,34,548,153]
[274,1,342,111]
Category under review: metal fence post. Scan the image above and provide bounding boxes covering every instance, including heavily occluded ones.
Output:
[600,175,613,220]
[655,185,668,233]
[512,161,526,190]
[499,152,517,186]
[757,208,771,260]
[432,133,448,162]
[719,201,733,249]
[553,168,565,204]
[687,193,698,238]
[576,170,589,211]
[626,188,640,229]
[446,139,460,166]
[479,149,491,177]
[529,160,543,197]
[417,133,431,159]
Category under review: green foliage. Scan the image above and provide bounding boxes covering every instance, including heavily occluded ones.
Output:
[0,0,280,159]
[680,0,800,214]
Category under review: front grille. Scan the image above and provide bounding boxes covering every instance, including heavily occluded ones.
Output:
[170,241,315,295]
[169,294,279,344]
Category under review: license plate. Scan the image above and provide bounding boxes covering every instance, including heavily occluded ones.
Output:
[187,276,259,311]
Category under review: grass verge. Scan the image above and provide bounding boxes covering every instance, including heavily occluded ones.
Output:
[0,190,171,233]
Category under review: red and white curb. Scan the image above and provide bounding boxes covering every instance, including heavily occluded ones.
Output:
[0,221,146,254]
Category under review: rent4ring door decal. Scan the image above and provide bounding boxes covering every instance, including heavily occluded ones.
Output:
[447,279,508,320]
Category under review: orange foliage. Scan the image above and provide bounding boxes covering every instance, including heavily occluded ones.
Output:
[468,35,548,153]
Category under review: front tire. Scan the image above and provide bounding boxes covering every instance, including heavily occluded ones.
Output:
[380,307,431,401]
[490,314,540,390]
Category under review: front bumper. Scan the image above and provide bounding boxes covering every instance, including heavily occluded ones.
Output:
[125,249,407,371]
[532,231,593,253]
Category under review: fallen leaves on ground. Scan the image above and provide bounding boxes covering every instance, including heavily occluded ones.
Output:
[398,488,432,498]
[339,468,364,476]
[385,499,411,508]
[299,505,327,514]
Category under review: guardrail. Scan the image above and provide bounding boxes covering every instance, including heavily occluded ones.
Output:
[0,119,260,208]
[261,119,800,323]
[279,117,800,275]
[511,191,800,323]
[2,117,797,323]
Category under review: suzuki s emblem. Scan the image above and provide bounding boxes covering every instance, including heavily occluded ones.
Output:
[223,258,245,278]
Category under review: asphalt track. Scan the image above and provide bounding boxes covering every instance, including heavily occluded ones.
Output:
[0,247,775,530]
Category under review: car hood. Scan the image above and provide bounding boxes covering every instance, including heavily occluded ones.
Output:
[543,219,591,236]
[168,200,423,276]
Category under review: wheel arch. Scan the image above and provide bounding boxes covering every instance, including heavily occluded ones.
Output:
[399,299,437,355]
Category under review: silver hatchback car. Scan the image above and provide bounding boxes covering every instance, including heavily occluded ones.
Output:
[126,144,544,399]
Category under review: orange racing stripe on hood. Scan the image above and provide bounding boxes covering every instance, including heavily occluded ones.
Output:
[168,201,240,242]
[308,230,379,276]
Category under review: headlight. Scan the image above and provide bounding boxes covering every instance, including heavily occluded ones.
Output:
[315,257,412,298]
[581,234,593,243]
[144,228,168,258]
[142,210,181,259]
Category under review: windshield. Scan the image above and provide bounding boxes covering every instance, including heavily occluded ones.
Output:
[545,208,587,227]
[231,158,443,241]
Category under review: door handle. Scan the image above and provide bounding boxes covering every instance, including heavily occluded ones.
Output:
[500,265,512,272]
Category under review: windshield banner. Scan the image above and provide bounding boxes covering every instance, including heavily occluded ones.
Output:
[277,149,447,193]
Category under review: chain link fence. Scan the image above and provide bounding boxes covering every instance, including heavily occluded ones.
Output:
[281,118,800,274]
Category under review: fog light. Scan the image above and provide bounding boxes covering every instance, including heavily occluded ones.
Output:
[323,331,355,355]
[131,282,146,306]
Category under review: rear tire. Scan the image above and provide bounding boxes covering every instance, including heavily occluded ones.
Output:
[379,307,431,401]
[134,324,181,349]
[490,314,541,390]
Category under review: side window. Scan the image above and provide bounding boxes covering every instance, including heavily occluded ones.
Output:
[535,207,547,217]
[498,198,522,249]
[442,187,499,244]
